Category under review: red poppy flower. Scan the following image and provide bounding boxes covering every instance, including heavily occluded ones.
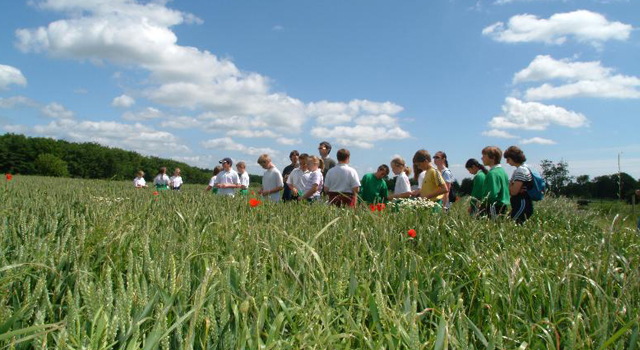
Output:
[153,191,159,196]
[369,204,376,212]
[407,229,416,238]
[249,198,261,207]
[5,174,12,181]
[251,190,255,195]
[376,203,386,211]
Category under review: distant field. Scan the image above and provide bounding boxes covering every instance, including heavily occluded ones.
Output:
[1,176,638,349]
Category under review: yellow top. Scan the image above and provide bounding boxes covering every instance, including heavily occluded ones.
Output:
[420,168,446,201]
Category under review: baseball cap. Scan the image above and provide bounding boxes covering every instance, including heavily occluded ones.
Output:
[219,157,233,166]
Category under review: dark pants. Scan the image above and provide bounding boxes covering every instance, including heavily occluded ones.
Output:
[510,195,533,224]
[327,192,355,207]
[485,202,507,220]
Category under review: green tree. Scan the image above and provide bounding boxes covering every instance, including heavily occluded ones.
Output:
[35,153,69,177]
[540,159,572,195]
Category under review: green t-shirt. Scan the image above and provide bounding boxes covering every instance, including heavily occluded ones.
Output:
[482,165,510,207]
[360,173,388,204]
[471,172,486,200]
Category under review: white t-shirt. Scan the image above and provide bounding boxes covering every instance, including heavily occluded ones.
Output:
[133,177,146,187]
[213,169,240,196]
[441,168,454,184]
[303,169,323,199]
[208,175,217,187]
[262,166,284,202]
[324,163,360,193]
[415,170,426,190]
[170,176,183,189]
[153,174,170,186]
[239,172,250,188]
[287,168,308,193]
[394,171,411,194]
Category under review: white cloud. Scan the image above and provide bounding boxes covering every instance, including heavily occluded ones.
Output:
[482,129,518,138]
[514,55,640,100]
[122,107,163,121]
[0,64,27,90]
[160,116,202,129]
[41,102,74,119]
[227,129,280,138]
[272,25,284,32]
[7,119,189,155]
[276,137,302,146]
[201,137,278,156]
[0,96,38,109]
[489,97,588,130]
[354,114,399,127]
[112,94,136,108]
[310,125,410,149]
[482,10,633,46]
[521,137,557,145]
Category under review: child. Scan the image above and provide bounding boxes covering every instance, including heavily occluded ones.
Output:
[318,141,337,178]
[412,159,426,192]
[389,157,412,199]
[282,150,299,201]
[300,156,323,202]
[170,167,183,190]
[257,154,284,202]
[481,146,510,219]
[410,150,447,205]
[153,167,171,190]
[237,162,250,195]
[287,153,309,200]
[465,158,488,216]
[214,158,241,196]
[323,148,360,207]
[434,151,454,210]
[360,164,389,205]
[133,170,147,188]
[504,146,534,224]
[205,166,222,193]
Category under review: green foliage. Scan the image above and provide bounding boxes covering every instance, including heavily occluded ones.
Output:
[34,153,69,177]
[1,176,639,349]
[540,159,572,195]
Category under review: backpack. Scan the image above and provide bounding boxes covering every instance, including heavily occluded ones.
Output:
[525,166,546,201]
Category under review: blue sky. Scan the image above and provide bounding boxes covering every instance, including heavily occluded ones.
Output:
[1,0,639,181]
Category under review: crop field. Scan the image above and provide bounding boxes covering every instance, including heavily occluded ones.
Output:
[1,176,639,349]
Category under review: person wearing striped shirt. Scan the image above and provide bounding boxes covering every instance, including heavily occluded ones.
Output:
[505,146,534,224]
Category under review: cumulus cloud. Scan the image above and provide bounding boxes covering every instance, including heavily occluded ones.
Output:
[310,125,410,149]
[41,102,74,119]
[482,10,632,46]
[6,119,189,155]
[227,129,280,138]
[276,137,302,145]
[122,107,163,121]
[159,116,202,129]
[201,137,278,156]
[521,137,557,145]
[112,94,135,108]
[489,97,588,130]
[482,129,518,139]
[0,64,27,90]
[0,96,38,109]
[514,55,640,100]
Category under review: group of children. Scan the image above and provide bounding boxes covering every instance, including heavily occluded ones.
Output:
[136,141,539,224]
[134,167,183,191]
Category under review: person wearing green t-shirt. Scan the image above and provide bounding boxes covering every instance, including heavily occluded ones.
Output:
[481,146,510,218]
[359,165,390,204]
[465,158,488,216]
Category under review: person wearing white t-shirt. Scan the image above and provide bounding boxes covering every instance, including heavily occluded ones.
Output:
[205,166,223,193]
[301,156,323,202]
[213,158,241,196]
[257,154,284,202]
[389,157,412,199]
[287,153,309,200]
[153,167,171,190]
[324,148,360,207]
[170,167,183,190]
[236,162,251,195]
[133,170,147,188]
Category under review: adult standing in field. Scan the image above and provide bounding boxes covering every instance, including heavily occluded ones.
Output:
[170,167,183,190]
[465,158,488,216]
[236,162,250,195]
[287,153,309,200]
[282,150,299,201]
[434,151,454,210]
[360,165,390,205]
[133,170,147,188]
[257,154,284,202]
[411,150,447,206]
[481,146,510,219]
[205,166,223,193]
[389,157,412,199]
[318,141,337,178]
[504,146,534,224]
[324,148,360,207]
[214,158,241,196]
[153,167,171,190]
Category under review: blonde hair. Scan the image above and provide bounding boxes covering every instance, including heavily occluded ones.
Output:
[174,167,181,174]
[404,166,412,176]
[257,154,271,165]
[236,161,246,169]
[137,170,144,177]
[308,155,322,169]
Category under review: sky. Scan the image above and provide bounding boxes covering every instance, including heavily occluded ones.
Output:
[0,0,639,181]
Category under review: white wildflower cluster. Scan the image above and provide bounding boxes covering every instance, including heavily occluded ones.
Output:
[393,198,441,211]
[91,196,128,205]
